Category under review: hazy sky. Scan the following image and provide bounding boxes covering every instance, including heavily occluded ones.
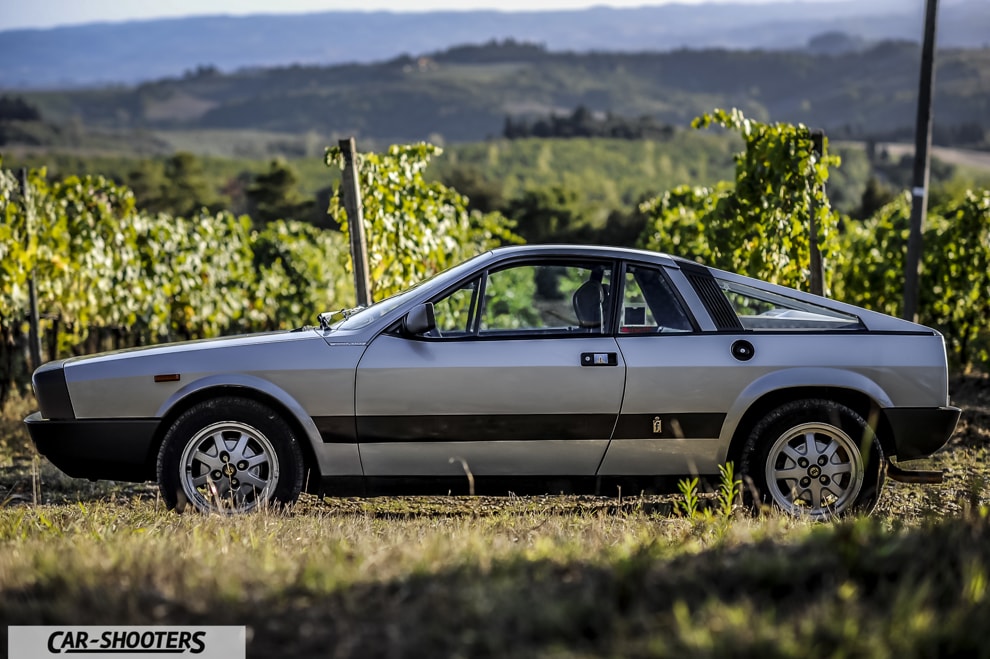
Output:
[2,0,792,31]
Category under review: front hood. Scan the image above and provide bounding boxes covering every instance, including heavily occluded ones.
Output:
[63,329,322,367]
[56,326,367,420]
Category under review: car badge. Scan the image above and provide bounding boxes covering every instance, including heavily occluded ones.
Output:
[652,416,663,434]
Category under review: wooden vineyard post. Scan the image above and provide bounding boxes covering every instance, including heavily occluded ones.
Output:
[339,138,372,307]
[903,0,939,322]
[809,130,825,297]
[20,168,43,370]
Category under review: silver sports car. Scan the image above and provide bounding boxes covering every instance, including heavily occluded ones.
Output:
[26,245,959,518]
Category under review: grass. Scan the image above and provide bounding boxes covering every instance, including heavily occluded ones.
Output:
[1,375,989,657]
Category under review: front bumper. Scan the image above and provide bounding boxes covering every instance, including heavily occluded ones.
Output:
[882,406,961,461]
[25,412,160,482]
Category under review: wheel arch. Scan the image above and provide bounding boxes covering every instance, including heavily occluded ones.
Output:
[148,375,325,487]
[720,369,896,469]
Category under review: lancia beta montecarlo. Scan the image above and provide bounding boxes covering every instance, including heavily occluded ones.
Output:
[26,245,960,518]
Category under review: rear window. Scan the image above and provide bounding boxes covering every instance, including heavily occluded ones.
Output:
[717,279,863,331]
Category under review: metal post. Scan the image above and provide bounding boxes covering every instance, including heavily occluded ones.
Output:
[903,0,939,322]
[809,129,825,297]
[339,137,372,307]
[19,168,43,370]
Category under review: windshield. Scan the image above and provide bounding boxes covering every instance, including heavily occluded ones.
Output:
[330,252,492,331]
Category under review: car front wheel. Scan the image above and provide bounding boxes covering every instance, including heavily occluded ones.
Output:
[741,399,886,519]
[157,397,304,514]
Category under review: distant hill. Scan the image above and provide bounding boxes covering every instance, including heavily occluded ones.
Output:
[0,0,989,89]
[9,41,990,146]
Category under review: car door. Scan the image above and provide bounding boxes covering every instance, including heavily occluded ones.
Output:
[598,262,729,477]
[354,259,625,476]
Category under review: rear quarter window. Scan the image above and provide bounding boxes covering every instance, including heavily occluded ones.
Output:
[717,279,863,331]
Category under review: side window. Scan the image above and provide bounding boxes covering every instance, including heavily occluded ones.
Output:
[480,262,613,335]
[432,278,479,336]
[620,265,693,334]
[718,279,863,331]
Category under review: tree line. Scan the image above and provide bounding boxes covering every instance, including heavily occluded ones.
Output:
[503,106,676,141]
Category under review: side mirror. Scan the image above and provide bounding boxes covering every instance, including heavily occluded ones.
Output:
[402,302,436,335]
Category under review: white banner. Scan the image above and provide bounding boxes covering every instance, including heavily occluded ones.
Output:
[8,626,245,659]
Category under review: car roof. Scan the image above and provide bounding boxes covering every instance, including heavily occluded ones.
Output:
[488,244,684,268]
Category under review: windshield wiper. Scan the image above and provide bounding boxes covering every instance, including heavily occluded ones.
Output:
[317,306,365,330]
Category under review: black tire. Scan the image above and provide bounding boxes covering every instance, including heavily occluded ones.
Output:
[157,397,304,514]
[739,399,886,519]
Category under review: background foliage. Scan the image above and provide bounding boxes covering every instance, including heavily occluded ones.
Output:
[640,109,841,291]
[638,110,990,370]
[4,134,984,248]
[325,143,518,301]
[0,160,352,404]
[835,190,990,367]
[0,143,523,404]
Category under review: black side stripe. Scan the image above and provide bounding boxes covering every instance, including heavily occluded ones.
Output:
[313,413,725,443]
[611,413,725,440]
[314,416,358,443]
[356,414,616,443]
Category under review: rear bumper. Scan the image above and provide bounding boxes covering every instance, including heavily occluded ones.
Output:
[882,406,961,461]
[24,412,160,482]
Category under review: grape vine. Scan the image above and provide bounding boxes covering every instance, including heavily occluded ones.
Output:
[0,161,352,402]
[1,144,520,404]
[639,110,990,369]
[325,143,519,300]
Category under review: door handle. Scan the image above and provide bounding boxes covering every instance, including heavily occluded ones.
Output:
[580,352,618,366]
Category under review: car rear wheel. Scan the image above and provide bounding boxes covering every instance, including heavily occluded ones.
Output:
[157,397,304,514]
[740,399,885,519]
